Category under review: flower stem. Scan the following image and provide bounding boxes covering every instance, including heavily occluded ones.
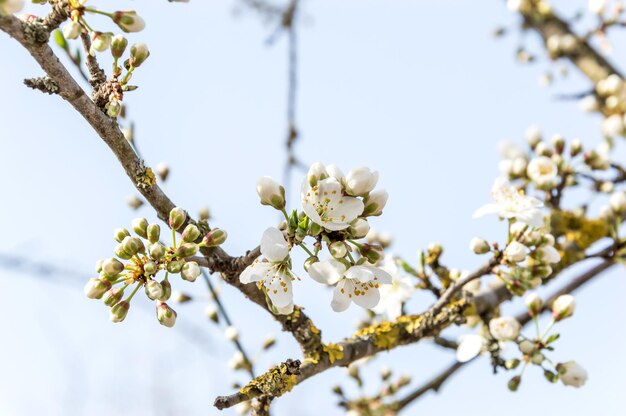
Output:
[540,318,556,341]
[126,283,142,302]
[298,243,314,257]
[84,8,113,18]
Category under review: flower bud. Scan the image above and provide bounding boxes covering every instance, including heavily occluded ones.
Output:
[198,206,210,221]
[156,301,177,328]
[256,176,286,210]
[525,125,541,148]
[95,259,103,273]
[507,375,521,392]
[143,260,157,275]
[344,167,379,196]
[103,287,124,306]
[112,10,145,33]
[61,21,81,40]
[329,241,348,259]
[303,256,319,272]
[110,34,127,58]
[155,162,169,181]
[202,228,227,247]
[167,260,183,274]
[147,223,160,243]
[149,242,167,260]
[359,244,384,264]
[129,43,150,67]
[349,218,370,239]
[363,190,388,217]
[205,304,219,323]
[556,361,588,387]
[225,325,239,341]
[326,164,344,181]
[114,243,132,260]
[176,242,198,258]
[307,162,328,186]
[531,352,544,365]
[90,32,112,55]
[110,300,130,323]
[130,218,148,239]
[525,293,542,316]
[159,279,172,301]
[181,261,201,282]
[552,294,575,321]
[169,207,186,230]
[114,228,131,243]
[488,316,521,341]
[145,279,164,300]
[518,340,535,355]
[469,237,490,254]
[102,257,124,278]
[122,236,144,256]
[610,191,626,214]
[182,224,200,242]
[84,278,112,299]
[107,98,122,118]
[504,241,527,263]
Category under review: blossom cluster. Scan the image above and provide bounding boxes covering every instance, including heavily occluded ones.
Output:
[243,163,397,314]
[84,207,227,326]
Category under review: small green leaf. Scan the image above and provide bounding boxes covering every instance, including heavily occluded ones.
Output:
[545,333,560,344]
[52,29,67,49]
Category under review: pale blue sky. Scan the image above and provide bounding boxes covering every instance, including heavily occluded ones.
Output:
[0,0,625,415]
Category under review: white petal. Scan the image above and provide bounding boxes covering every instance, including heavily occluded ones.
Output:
[331,280,353,312]
[239,261,272,284]
[260,227,289,263]
[516,209,544,228]
[265,270,293,308]
[456,334,485,363]
[326,197,364,230]
[302,200,324,227]
[473,203,502,219]
[363,266,393,284]
[352,283,381,309]
[308,259,346,285]
[345,265,374,283]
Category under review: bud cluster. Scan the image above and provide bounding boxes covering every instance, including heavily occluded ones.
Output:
[85,207,227,326]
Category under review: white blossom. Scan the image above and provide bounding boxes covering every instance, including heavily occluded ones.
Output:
[552,294,575,320]
[527,156,558,188]
[256,176,285,210]
[302,178,364,231]
[456,334,486,363]
[525,125,542,147]
[610,191,626,213]
[498,141,527,177]
[371,255,415,319]
[308,259,392,312]
[558,361,588,387]
[488,316,521,341]
[535,245,561,264]
[344,167,379,196]
[473,178,544,228]
[589,0,606,14]
[240,227,294,310]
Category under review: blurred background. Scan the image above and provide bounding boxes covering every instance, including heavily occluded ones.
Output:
[0,0,625,414]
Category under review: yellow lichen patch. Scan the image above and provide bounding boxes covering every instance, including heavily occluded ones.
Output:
[239,360,300,398]
[354,321,401,350]
[135,166,156,189]
[310,322,320,335]
[323,343,344,364]
[551,210,610,250]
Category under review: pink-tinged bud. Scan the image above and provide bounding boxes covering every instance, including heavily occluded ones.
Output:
[363,190,388,217]
[129,43,150,67]
[158,279,172,301]
[112,10,145,33]
[169,207,186,230]
[146,223,160,244]
[145,279,164,300]
[181,261,201,282]
[182,224,200,242]
[156,301,177,327]
[84,278,112,299]
[552,294,575,321]
[256,177,286,210]
[103,287,124,306]
[110,300,130,323]
[202,228,227,247]
[176,242,198,258]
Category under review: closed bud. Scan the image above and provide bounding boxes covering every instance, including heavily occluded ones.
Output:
[182,224,200,242]
[198,206,210,221]
[610,191,626,214]
[102,257,124,278]
[107,98,122,118]
[114,243,132,260]
[95,259,103,273]
[551,134,565,154]
[149,242,167,260]
[167,260,183,274]
[181,261,201,282]
[176,242,198,258]
[570,138,583,156]
[114,228,131,243]
[129,43,150,67]
[84,278,112,299]
[359,244,384,264]
[110,34,128,58]
[552,294,575,321]
[525,292,543,316]
[205,304,219,323]
[504,241,527,263]
[169,207,186,230]
[303,256,319,272]
[531,352,544,365]
[557,361,588,387]
[329,241,348,259]
[156,162,169,181]
[131,217,148,238]
[345,167,379,196]
[145,279,164,300]
[363,189,388,216]
[202,228,227,247]
[256,176,286,210]
[349,218,370,239]
[112,10,145,33]
[518,340,535,355]
[110,300,130,323]
[143,260,157,275]
[122,236,144,256]
[156,301,177,328]
[507,375,521,392]
[103,287,125,306]
[307,162,328,186]
[469,237,490,254]
[158,279,172,301]
[225,325,239,341]
[61,21,81,40]
[90,32,112,55]
[146,223,160,243]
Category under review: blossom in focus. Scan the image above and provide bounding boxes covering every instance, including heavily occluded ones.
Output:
[302,177,364,231]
